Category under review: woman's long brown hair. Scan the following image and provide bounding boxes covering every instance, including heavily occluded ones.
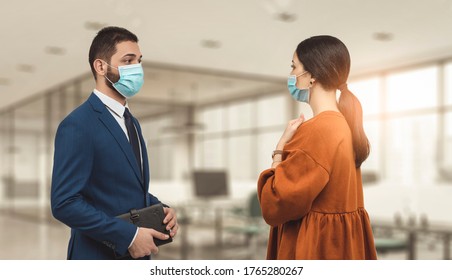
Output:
[296,35,370,167]
[337,86,370,168]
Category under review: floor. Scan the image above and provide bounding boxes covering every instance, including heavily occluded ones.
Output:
[0,209,269,260]
[0,212,69,259]
[0,212,449,260]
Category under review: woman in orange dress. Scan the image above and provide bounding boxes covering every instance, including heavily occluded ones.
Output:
[257,35,377,260]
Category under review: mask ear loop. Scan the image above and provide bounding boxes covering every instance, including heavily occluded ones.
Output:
[296,71,308,78]
[100,59,119,85]
[104,74,114,85]
[100,60,119,70]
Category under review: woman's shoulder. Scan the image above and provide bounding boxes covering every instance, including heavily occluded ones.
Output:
[296,111,348,142]
[285,111,351,159]
[306,111,345,127]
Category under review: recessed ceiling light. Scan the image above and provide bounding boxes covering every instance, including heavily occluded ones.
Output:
[201,39,222,49]
[274,12,297,22]
[17,64,35,73]
[0,78,11,86]
[45,46,66,55]
[84,21,108,31]
[373,32,394,42]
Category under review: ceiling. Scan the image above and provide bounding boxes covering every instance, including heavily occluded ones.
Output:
[1,0,452,111]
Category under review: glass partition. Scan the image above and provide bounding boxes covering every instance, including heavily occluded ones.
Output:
[9,97,46,220]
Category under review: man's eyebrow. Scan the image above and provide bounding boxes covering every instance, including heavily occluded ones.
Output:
[121,54,143,60]
[121,53,137,58]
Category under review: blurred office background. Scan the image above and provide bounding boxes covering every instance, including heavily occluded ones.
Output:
[1,0,452,260]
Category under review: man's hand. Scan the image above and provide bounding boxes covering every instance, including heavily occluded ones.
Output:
[128,227,170,259]
[163,207,179,238]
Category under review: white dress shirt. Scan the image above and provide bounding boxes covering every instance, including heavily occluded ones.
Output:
[93,89,128,139]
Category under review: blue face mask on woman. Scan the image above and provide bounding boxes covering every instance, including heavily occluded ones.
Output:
[287,71,310,103]
[104,62,144,98]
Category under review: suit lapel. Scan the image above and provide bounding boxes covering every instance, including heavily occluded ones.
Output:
[88,93,143,185]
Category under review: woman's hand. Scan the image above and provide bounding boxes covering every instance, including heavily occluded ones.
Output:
[276,114,305,150]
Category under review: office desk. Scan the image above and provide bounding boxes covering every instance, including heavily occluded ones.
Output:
[372,219,452,260]
[173,198,245,259]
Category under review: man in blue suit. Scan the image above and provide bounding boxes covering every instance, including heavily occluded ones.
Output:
[51,26,179,260]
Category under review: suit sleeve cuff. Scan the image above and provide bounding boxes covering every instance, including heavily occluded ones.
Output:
[128,227,139,249]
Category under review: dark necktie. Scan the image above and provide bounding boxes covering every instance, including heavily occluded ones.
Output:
[124,108,142,174]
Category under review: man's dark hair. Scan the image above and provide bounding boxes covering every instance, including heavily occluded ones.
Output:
[88,26,138,79]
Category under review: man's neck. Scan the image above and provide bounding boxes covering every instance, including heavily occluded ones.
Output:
[95,79,126,105]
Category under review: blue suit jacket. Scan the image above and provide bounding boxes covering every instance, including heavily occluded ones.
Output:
[51,93,161,259]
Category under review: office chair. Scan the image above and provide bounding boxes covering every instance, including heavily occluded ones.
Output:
[221,192,268,259]
[373,218,410,259]
[374,237,409,257]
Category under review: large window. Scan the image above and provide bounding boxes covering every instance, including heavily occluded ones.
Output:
[142,116,177,181]
[384,114,438,185]
[195,94,287,181]
[195,105,226,169]
[386,66,438,112]
[349,77,382,178]
[442,112,452,172]
[346,64,449,186]
[383,66,440,185]
[445,62,452,106]
[443,62,452,179]
[257,95,287,127]
[349,77,381,116]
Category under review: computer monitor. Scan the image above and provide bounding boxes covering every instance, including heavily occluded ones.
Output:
[192,170,229,199]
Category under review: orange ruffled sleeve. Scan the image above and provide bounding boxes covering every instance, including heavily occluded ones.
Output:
[257,149,329,227]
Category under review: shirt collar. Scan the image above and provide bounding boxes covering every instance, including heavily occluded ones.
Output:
[93,89,128,118]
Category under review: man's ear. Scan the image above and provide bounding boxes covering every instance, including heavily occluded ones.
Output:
[93,59,106,76]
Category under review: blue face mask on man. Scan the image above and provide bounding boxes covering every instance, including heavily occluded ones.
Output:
[103,62,144,98]
[287,71,310,103]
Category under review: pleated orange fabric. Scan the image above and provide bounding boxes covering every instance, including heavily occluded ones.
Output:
[258,111,377,260]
